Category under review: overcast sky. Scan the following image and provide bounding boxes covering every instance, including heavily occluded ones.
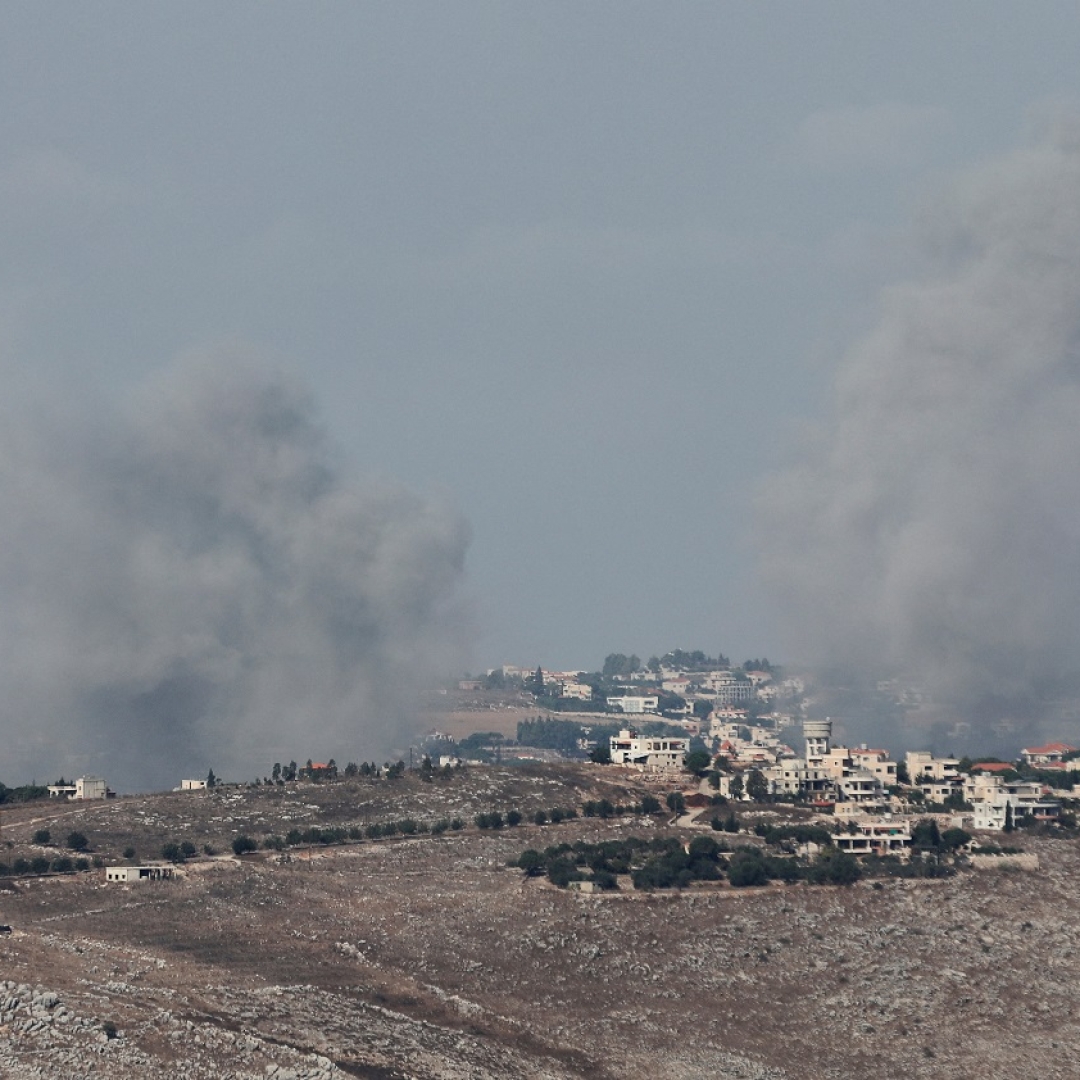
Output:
[4,3,1080,679]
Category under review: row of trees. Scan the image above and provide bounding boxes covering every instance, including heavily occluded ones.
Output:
[0,781,49,804]
[515,835,861,891]
[31,828,90,851]
[0,855,96,876]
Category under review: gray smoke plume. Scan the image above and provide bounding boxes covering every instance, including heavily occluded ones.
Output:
[0,351,471,790]
[758,123,1080,744]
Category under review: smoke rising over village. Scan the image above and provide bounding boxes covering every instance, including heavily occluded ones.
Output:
[0,352,471,790]
[759,125,1080,739]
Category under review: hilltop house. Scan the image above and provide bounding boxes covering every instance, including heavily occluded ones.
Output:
[47,776,111,800]
[1021,742,1077,767]
[609,729,688,771]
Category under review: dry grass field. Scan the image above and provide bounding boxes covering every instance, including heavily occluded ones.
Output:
[2,765,1079,1079]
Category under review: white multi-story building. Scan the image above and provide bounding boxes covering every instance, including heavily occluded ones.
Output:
[833,816,911,855]
[967,775,1059,830]
[606,695,659,715]
[609,729,688,770]
[906,751,960,782]
[558,681,593,701]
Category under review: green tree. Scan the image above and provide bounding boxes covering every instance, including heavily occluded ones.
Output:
[941,827,971,850]
[232,835,257,856]
[603,653,641,678]
[911,818,942,849]
[729,774,744,801]
[162,842,184,863]
[589,743,612,764]
[65,831,89,852]
[517,849,545,876]
[728,851,769,887]
[746,769,769,803]
[527,666,545,696]
[640,794,661,814]
[32,829,51,846]
[665,791,686,815]
[206,768,217,788]
[684,749,712,776]
[1003,803,1014,833]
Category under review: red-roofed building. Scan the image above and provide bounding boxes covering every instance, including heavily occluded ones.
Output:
[1021,742,1077,766]
[971,762,1015,774]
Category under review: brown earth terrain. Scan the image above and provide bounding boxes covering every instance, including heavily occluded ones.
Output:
[1,764,1078,1079]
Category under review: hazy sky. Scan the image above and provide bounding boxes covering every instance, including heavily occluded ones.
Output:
[4,2,1080,682]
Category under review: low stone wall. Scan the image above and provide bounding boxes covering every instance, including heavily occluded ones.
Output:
[969,852,1039,871]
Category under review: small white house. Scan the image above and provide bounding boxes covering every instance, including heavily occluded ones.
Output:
[179,779,207,791]
[105,865,175,883]
[48,776,110,800]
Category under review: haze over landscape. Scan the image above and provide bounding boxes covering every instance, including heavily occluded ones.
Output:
[5,5,1080,780]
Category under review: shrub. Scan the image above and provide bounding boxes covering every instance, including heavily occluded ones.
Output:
[161,842,184,863]
[506,809,522,827]
[180,841,197,858]
[533,809,548,826]
[122,846,136,860]
[30,856,51,874]
[65,831,90,852]
[231,835,257,856]
[32,829,51,846]
[51,855,74,873]
[517,849,545,876]
[727,851,770,887]
[74,857,90,871]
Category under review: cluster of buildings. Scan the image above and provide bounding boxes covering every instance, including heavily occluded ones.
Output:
[608,717,1070,837]
[482,661,800,717]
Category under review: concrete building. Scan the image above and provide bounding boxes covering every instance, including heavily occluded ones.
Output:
[179,779,207,790]
[1021,742,1076,767]
[47,776,110,800]
[606,695,659,715]
[833,816,912,855]
[906,751,961,782]
[609,729,688,770]
[968,776,1060,830]
[105,865,175,883]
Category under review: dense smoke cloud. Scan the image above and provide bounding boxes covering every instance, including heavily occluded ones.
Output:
[0,352,471,790]
[759,125,1080,739]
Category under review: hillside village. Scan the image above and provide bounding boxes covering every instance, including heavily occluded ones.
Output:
[442,651,1080,849]
[5,650,1080,1078]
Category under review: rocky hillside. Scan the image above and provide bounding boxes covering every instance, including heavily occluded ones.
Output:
[0,765,1076,1078]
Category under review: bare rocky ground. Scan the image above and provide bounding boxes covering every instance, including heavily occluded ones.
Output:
[1,765,1078,1079]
